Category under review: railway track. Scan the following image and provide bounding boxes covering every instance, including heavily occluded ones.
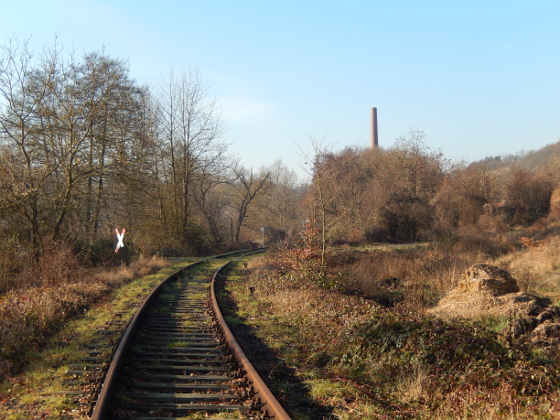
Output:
[89,251,291,420]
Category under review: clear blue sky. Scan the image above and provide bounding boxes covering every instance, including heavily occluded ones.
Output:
[2,1,559,178]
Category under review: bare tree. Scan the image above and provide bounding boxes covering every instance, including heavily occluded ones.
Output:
[226,165,271,244]
[255,159,302,241]
[504,167,553,225]
[156,69,228,253]
[0,38,55,256]
[0,38,155,259]
[300,138,346,270]
[77,51,146,242]
[376,130,444,240]
[432,162,499,228]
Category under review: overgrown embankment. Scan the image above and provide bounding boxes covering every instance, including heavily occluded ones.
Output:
[223,244,560,419]
[0,253,168,377]
[0,259,191,419]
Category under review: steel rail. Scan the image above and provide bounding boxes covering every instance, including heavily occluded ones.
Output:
[90,249,289,419]
[90,250,262,419]
[210,263,292,420]
[90,265,191,420]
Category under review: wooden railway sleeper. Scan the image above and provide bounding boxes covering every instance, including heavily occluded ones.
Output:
[91,254,289,420]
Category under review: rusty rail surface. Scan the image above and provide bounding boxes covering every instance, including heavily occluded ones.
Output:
[89,266,188,420]
[210,263,292,420]
[90,249,290,419]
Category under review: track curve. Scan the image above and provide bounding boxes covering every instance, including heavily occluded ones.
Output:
[90,252,290,420]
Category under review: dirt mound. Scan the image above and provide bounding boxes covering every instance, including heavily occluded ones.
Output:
[428,264,526,318]
[504,305,560,346]
[459,264,520,295]
[429,264,560,346]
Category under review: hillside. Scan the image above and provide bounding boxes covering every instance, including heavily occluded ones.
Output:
[517,140,560,172]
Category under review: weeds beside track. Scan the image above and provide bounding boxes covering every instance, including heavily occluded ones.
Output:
[91,250,290,420]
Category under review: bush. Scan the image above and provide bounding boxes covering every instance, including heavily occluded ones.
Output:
[78,238,140,267]
[0,236,31,293]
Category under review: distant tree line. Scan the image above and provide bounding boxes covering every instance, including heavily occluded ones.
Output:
[0,38,300,270]
[304,130,556,253]
[0,38,557,276]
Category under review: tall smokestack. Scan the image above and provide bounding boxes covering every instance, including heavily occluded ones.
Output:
[370,107,378,148]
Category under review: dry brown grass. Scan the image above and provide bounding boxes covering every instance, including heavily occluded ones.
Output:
[333,228,538,317]
[0,239,80,293]
[0,250,168,377]
[337,245,478,312]
[498,235,560,298]
[234,247,560,419]
[396,364,430,404]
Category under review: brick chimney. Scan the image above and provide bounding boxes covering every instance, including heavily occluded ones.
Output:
[370,107,378,148]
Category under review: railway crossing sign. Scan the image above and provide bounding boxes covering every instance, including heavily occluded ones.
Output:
[115,228,126,253]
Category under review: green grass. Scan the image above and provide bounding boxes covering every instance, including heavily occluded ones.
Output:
[0,260,190,419]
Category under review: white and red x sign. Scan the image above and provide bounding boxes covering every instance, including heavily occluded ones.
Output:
[115,228,126,253]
